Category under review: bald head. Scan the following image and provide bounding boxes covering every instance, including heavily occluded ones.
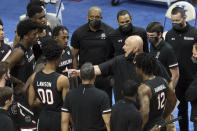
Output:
[88,6,102,16]
[123,35,143,57]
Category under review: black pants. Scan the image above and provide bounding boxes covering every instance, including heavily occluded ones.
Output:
[37,111,61,131]
[175,79,192,131]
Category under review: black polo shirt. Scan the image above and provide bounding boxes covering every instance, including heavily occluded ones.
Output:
[186,73,197,122]
[150,39,178,76]
[108,25,148,56]
[110,98,142,131]
[165,23,197,80]
[98,54,170,101]
[61,84,111,131]
[71,22,114,67]
[0,109,15,131]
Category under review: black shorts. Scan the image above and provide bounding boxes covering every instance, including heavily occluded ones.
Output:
[37,111,61,131]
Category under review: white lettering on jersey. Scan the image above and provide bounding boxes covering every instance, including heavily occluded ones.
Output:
[154,84,167,93]
[184,36,194,40]
[59,59,72,67]
[37,81,52,87]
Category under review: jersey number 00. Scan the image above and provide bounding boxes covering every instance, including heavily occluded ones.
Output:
[37,88,54,105]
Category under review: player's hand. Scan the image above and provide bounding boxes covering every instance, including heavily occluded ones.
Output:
[150,125,160,131]
[63,69,79,77]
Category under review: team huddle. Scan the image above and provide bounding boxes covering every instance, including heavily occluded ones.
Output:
[0,0,197,131]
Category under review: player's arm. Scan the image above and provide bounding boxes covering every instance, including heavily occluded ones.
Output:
[70,46,78,69]
[6,48,26,90]
[28,73,41,107]
[10,75,25,94]
[57,75,70,101]
[69,46,78,88]
[138,84,152,129]
[163,84,177,120]
[61,112,70,131]
[64,65,102,78]
[102,113,111,131]
[5,48,24,69]
[72,48,79,69]
[169,66,179,90]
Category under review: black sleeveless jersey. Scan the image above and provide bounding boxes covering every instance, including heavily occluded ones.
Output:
[33,71,63,111]
[10,43,35,83]
[57,46,73,76]
[143,76,168,130]
[0,42,12,61]
[33,26,52,61]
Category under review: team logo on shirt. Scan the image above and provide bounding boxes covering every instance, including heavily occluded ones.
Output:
[171,38,175,40]
[118,39,123,43]
[101,33,106,40]
[25,115,32,123]
[10,103,18,115]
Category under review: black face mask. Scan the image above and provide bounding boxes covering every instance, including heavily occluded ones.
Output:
[191,56,197,64]
[173,22,185,31]
[88,20,101,30]
[126,52,135,61]
[148,37,159,46]
[120,23,133,34]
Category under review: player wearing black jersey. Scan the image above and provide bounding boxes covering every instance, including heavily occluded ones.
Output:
[27,5,52,62]
[53,25,77,88]
[28,38,69,131]
[5,19,39,130]
[0,19,12,62]
[135,53,176,131]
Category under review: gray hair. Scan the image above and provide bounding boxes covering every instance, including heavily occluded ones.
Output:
[80,62,95,80]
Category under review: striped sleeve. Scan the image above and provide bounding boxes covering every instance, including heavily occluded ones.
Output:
[61,92,71,113]
[61,107,69,113]
[169,62,178,68]
[101,92,111,114]
[102,108,111,114]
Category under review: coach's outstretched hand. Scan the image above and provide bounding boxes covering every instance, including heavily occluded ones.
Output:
[63,69,80,78]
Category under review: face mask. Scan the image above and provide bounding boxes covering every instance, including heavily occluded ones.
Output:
[173,22,185,31]
[126,52,135,61]
[88,20,101,30]
[148,37,159,46]
[120,23,133,34]
[191,56,197,64]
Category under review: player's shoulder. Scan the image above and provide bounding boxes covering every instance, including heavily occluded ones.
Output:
[57,74,69,83]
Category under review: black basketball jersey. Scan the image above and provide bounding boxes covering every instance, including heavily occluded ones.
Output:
[0,42,12,61]
[57,46,73,77]
[33,26,52,61]
[143,76,168,130]
[33,71,63,111]
[10,43,35,83]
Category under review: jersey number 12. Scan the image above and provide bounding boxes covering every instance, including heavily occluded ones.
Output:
[157,92,165,110]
